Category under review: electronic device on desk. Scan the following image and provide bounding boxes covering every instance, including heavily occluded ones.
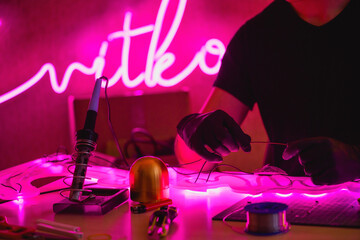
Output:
[53,187,129,215]
[53,77,129,215]
[129,156,177,238]
[129,156,172,213]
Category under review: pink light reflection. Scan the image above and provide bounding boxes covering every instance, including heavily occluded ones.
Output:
[275,193,293,197]
[183,186,231,197]
[48,165,64,174]
[302,193,328,198]
[14,197,24,204]
[249,193,263,198]
[13,197,25,225]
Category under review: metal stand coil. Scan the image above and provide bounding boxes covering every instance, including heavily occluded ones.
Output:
[68,129,98,202]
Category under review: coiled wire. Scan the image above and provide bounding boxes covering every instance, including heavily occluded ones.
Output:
[60,139,96,201]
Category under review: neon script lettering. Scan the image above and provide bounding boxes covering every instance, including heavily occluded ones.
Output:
[0,0,225,104]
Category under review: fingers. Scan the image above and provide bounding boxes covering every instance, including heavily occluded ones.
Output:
[282,137,327,160]
[236,132,252,152]
[300,146,334,173]
[179,109,252,162]
[211,126,239,152]
[189,125,243,162]
[205,135,231,156]
[190,137,223,163]
[285,138,338,185]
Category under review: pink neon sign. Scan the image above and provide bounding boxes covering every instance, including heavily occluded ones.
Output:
[0,0,225,104]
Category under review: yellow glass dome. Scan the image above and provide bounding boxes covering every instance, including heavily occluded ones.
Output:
[129,156,169,203]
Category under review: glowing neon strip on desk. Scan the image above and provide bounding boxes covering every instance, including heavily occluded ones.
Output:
[0,0,225,104]
[1,156,360,202]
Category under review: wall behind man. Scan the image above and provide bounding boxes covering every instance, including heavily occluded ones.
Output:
[0,0,272,171]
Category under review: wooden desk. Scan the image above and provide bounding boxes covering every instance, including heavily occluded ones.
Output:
[0,156,359,240]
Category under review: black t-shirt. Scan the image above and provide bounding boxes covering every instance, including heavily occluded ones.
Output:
[214,0,360,175]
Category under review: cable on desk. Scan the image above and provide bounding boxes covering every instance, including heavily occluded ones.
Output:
[0,151,72,201]
[194,161,207,183]
[0,159,47,196]
[194,141,286,183]
[123,128,158,159]
[163,141,288,185]
[0,183,21,193]
[166,159,205,176]
[42,148,71,163]
[103,77,129,169]
[205,164,251,183]
[170,167,202,176]
[187,141,297,191]
[91,155,123,169]
[222,205,246,234]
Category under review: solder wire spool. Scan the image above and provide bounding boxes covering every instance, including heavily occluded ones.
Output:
[244,202,290,235]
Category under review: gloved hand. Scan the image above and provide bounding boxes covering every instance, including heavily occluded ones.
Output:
[177,109,251,162]
[282,137,360,185]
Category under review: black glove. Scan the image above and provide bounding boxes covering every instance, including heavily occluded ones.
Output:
[177,110,251,162]
[282,137,360,185]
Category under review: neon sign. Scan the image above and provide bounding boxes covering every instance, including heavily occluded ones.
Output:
[0,0,225,104]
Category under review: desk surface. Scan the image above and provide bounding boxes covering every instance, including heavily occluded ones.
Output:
[0,155,359,240]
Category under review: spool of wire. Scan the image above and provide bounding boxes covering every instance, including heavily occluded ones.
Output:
[244,202,290,235]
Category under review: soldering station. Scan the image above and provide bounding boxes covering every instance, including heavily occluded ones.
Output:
[51,77,179,238]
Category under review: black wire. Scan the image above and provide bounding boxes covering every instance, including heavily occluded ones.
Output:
[0,183,19,192]
[166,159,206,176]
[197,141,287,183]
[168,159,203,168]
[170,167,200,176]
[102,76,129,168]
[206,163,251,183]
[16,183,22,193]
[194,161,207,183]
[166,142,283,183]
[124,128,158,158]
[251,141,287,146]
[91,155,123,169]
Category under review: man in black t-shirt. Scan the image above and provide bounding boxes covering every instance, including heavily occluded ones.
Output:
[176,0,360,185]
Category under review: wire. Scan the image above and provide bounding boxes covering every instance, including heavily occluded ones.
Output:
[206,164,251,183]
[91,155,123,169]
[251,141,287,146]
[167,159,208,176]
[164,141,287,183]
[0,183,20,193]
[194,161,207,183]
[222,205,246,234]
[190,141,288,184]
[167,159,203,168]
[102,76,129,169]
[0,160,47,195]
[123,128,158,159]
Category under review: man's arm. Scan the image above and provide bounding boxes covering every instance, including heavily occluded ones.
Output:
[174,87,250,170]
